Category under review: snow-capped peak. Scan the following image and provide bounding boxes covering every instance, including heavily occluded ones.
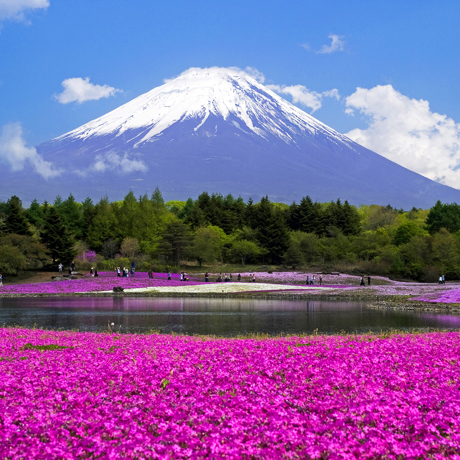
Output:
[57,66,349,146]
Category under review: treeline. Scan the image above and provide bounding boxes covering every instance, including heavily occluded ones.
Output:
[0,189,459,281]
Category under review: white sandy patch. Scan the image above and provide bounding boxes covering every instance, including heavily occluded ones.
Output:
[99,283,332,294]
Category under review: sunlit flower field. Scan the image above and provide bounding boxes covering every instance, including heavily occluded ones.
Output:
[1,328,460,458]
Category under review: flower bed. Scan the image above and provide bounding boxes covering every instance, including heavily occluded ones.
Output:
[411,288,460,304]
[0,272,205,295]
[1,328,460,458]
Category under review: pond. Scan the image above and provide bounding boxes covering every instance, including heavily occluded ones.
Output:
[1,296,459,336]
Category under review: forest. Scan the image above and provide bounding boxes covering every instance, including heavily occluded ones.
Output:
[0,188,459,282]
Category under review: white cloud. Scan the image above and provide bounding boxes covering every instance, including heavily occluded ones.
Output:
[318,34,345,54]
[0,0,49,22]
[90,152,148,174]
[267,84,322,112]
[0,122,61,179]
[345,85,460,188]
[267,84,340,112]
[322,88,340,100]
[243,66,265,83]
[53,77,122,104]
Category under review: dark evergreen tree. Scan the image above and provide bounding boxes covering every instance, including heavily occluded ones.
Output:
[244,197,258,229]
[5,196,32,236]
[298,196,317,233]
[60,194,84,239]
[159,221,192,266]
[288,201,301,231]
[85,197,119,252]
[178,198,195,220]
[40,206,76,265]
[26,199,45,228]
[426,201,460,234]
[81,197,95,240]
[252,197,289,264]
[341,201,361,236]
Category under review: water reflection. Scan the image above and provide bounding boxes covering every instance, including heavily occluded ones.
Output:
[0,296,459,336]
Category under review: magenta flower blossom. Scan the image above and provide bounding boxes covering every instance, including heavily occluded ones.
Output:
[1,329,460,458]
[0,272,205,295]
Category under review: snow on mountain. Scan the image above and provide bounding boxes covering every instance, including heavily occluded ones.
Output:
[3,66,460,209]
[56,67,350,149]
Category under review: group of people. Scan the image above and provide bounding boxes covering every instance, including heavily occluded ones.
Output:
[213,273,255,282]
[89,267,99,277]
[439,275,446,284]
[305,275,322,285]
[57,262,76,276]
[116,267,131,278]
[180,272,189,281]
[359,276,371,286]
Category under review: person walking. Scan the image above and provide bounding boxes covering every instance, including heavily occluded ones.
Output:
[368,276,371,286]
[205,273,209,282]
[319,275,322,286]
[58,263,63,273]
[0,273,3,286]
[167,271,171,281]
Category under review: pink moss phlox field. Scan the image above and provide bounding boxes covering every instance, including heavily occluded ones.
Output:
[411,288,460,304]
[0,272,205,295]
[2,330,460,459]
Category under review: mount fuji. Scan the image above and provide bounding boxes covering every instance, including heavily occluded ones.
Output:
[5,67,460,208]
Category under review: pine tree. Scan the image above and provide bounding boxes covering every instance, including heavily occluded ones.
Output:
[26,199,45,228]
[60,194,84,239]
[85,197,119,252]
[40,206,76,265]
[253,197,289,264]
[159,221,192,266]
[5,196,32,236]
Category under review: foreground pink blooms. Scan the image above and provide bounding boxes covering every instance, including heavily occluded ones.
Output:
[1,329,460,458]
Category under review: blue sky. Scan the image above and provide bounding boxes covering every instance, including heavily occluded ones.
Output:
[1,0,460,188]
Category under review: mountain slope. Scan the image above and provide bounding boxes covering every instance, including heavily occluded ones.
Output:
[5,67,460,208]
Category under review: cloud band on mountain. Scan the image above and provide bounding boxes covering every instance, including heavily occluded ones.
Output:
[267,84,340,112]
[345,85,460,188]
[0,122,61,179]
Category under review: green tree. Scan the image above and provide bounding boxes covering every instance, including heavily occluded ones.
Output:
[426,201,460,234]
[60,194,84,239]
[26,199,45,228]
[189,226,225,267]
[0,245,26,275]
[393,221,424,246]
[0,234,49,269]
[253,197,289,264]
[431,229,460,277]
[40,207,76,265]
[4,196,32,236]
[229,240,263,265]
[86,197,119,252]
[159,221,192,266]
